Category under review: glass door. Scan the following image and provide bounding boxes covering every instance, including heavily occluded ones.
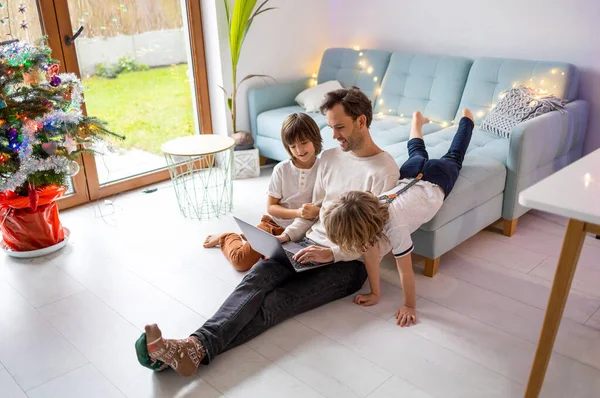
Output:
[51,0,212,201]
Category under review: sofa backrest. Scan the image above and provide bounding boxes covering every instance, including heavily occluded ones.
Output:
[318,48,391,102]
[374,52,473,124]
[456,57,579,124]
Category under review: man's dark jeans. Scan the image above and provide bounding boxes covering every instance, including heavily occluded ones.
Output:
[192,258,367,363]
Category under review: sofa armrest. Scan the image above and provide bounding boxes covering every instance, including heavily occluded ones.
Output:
[247,77,310,138]
[503,100,590,220]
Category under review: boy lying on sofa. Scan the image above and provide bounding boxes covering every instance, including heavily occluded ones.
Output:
[321,109,474,326]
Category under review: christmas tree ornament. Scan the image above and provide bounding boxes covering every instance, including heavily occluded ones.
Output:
[23,70,40,84]
[49,75,61,87]
[41,141,57,155]
[68,160,80,176]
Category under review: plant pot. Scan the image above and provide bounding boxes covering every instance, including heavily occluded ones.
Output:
[233,131,254,148]
[0,185,68,255]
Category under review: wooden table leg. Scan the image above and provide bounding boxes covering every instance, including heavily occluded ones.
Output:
[524,219,586,397]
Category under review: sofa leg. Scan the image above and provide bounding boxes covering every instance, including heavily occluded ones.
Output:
[424,257,440,277]
[259,155,268,166]
[503,218,519,237]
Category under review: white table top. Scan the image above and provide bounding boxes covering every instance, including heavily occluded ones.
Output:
[161,134,235,156]
[519,148,600,225]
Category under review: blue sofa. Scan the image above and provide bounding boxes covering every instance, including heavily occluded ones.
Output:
[248,48,589,276]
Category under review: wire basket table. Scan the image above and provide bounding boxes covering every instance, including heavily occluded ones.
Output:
[161,135,235,219]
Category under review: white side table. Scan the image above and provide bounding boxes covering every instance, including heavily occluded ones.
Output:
[519,148,600,397]
[161,135,234,219]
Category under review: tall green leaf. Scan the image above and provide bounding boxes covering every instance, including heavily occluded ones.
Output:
[229,0,258,73]
[245,1,274,40]
[223,0,232,30]
[224,0,275,133]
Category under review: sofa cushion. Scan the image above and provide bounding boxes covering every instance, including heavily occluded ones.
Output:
[295,80,343,112]
[457,57,578,124]
[374,53,472,124]
[256,106,328,141]
[318,48,391,101]
[389,126,508,230]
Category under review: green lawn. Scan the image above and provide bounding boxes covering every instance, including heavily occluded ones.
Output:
[83,64,195,155]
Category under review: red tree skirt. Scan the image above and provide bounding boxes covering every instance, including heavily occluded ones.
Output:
[0,186,66,252]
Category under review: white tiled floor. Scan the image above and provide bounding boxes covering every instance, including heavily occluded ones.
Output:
[1,167,600,397]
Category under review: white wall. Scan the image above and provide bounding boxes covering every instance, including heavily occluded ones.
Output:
[328,0,600,154]
[204,0,330,135]
[75,29,187,76]
[201,0,228,136]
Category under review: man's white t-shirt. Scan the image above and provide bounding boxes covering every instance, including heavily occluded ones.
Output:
[267,159,319,228]
[382,179,445,258]
[284,147,400,262]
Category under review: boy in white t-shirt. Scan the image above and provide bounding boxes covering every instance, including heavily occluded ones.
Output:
[204,113,322,271]
[323,109,475,326]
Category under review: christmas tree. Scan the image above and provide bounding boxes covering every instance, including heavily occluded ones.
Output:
[0,38,122,196]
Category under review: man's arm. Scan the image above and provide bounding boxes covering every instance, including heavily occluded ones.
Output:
[373,156,401,194]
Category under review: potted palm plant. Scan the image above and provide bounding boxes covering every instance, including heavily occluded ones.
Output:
[221,0,275,178]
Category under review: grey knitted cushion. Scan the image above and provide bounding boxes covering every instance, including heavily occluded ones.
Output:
[480,85,566,138]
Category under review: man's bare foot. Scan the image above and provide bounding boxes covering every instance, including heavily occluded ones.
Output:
[145,324,205,377]
[462,109,474,123]
[410,111,430,140]
[203,234,223,248]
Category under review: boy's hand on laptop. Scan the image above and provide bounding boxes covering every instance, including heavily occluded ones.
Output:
[354,293,380,306]
[275,234,290,243]
[396,305,417,327]
[294,246,334,264]
[298,203,320,220]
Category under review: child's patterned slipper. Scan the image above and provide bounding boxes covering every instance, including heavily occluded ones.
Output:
[135,333,169,372]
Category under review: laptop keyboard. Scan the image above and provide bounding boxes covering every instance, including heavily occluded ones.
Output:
[284,250,317,271]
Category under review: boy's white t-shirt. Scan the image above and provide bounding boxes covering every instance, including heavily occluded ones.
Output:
[267,158,319,228]
[383,179,445,258]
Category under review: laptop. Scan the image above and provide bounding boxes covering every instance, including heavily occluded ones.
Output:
[233,216,333,272]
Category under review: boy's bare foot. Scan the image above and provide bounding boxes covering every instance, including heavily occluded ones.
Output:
[462,108,474,123]
[203,234,223,248]
[145,324,205,377]
[410,111,430,140]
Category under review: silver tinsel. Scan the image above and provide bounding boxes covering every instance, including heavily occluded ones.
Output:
[0,156,72,192]
[44,109,83,127]
[57,73,85,107]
